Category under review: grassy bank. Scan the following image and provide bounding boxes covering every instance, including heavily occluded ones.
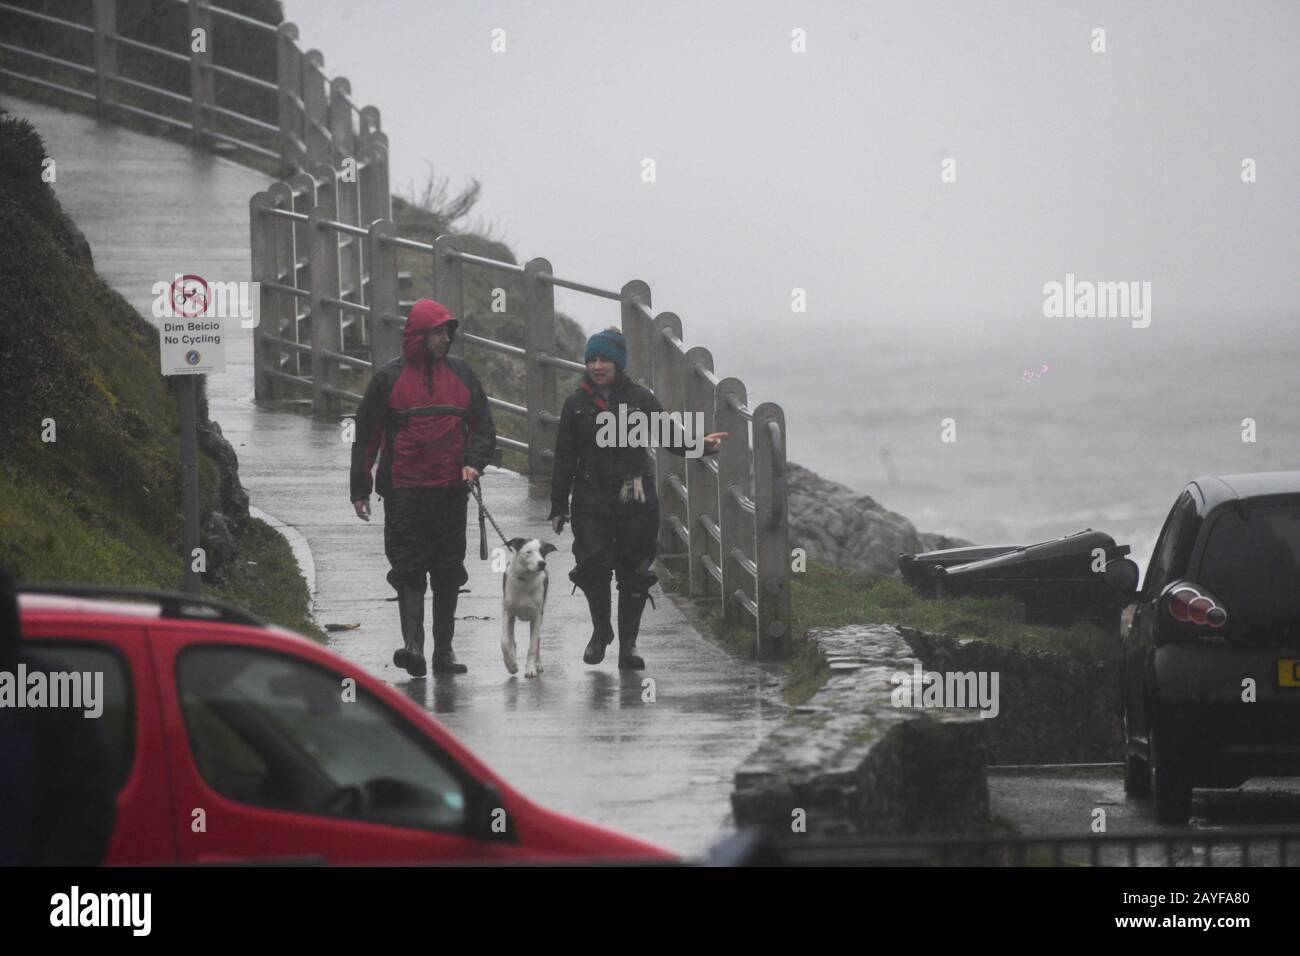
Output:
[0,111,320,638]
[690,559,1117,706]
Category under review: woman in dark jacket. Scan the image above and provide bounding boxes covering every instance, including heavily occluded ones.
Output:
[549,329,723,668]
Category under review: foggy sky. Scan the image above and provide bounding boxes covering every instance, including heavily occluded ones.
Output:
[289,0,1298,363]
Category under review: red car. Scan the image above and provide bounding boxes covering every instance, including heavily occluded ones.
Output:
[17,585,674,865]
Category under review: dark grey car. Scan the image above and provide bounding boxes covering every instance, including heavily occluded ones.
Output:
[1110,473,1300,825]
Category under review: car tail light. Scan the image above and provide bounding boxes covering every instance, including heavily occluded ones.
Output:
[1165,583,1228,630]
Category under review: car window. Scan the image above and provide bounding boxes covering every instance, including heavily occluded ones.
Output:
[176,646,467,832]
[22,642,134,792]
[1196,503,1300,642]
[1144,492,1199,595]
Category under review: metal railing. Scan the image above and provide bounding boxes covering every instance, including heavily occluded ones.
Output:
[0,0,385,176]
[0,0,793,657]
[712,825,1300,866]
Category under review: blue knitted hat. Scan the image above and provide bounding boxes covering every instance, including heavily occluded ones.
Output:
[584,328,627,371]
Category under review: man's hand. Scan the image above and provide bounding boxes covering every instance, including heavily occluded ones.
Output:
[551,515,567,535]
[462,466,480,484]
[353,499,370,522]
[703,431,728,454]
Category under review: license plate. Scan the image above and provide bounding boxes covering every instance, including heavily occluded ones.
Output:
[1278,660,1300,688]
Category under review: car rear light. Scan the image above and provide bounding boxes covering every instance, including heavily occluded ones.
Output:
[1164,582,1228,630]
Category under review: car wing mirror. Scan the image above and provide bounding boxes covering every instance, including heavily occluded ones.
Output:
[1103,557,1140,598]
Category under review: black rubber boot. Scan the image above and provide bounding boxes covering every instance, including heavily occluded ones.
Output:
[392,585,427,678]
[430,580,467,674]
[617,590,648,670]
[581,579,615,665]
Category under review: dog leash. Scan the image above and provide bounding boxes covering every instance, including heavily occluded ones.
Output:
[469,478,510,559]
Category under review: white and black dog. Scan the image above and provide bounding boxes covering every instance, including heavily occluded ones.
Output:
[501,537,558,678]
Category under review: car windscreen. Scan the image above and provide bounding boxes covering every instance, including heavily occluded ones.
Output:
[1196,501,1300,644]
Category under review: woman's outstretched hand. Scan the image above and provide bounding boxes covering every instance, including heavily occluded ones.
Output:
[703,431,728,454]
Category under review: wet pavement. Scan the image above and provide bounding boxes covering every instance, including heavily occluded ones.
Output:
[989,764,1300,865]
[7,92,787,858]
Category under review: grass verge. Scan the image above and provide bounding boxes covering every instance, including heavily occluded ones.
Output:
[688,559,1117,707]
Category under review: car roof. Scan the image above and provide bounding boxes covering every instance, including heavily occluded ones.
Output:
[1192,471,1300,511]
[17,585,265,628]
[19,592,164,620]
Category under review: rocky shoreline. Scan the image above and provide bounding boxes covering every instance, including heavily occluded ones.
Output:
[786,461,970,576]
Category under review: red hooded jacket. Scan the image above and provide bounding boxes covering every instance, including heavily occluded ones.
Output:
[350,299,496,498]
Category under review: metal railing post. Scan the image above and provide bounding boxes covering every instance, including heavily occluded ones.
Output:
[523,258,558,477]
[714,377,750,632]
[358,140,391,234]
[359,105,382,137]
[367,220,401,368]
[753,402,791,659]
[276,23,303,175]
[328,76,355,165]
[365,138,392,222]
[288,172,317,377]
[651,312,687,560]
[249,190,276,402]
[329,157,363,350]
[266,180,295,379]
[311,163,337,222]
[187,0,214,147]
[621,280,652,385]
[684,346,717,596]
[310,163,346,361]
[302,50,329,167]
[433,234,464,355]
[91,0,117,118]
[307,207,342,417]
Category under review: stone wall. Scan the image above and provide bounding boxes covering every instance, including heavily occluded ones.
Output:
[731,625,991,836]
[900,627,1122,764]
[731,622,1124,838]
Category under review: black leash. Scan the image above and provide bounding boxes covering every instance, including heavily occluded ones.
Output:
[470,478,510,559]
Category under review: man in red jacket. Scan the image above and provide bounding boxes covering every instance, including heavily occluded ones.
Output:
[351,299,496,676]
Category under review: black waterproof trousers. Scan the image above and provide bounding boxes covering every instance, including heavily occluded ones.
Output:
[568,505,659,595]
[383,485,470,594]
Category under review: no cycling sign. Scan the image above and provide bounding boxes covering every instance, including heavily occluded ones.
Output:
[155,274,235,376]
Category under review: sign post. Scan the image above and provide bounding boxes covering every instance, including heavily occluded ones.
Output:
[159,275,227,595]
[177,375,202,595]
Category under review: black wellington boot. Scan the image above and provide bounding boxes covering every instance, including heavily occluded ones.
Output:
[392,585,427,678]
[581,579,615,665]
[616,590,649,670]
[430,581,467,674]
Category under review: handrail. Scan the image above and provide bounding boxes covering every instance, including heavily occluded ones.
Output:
[461,332,525,358]
[196,1,280,32]
[630,295,655,322]
[536,352,585,374]
[109,33,190,64]
[0,0,791,658]
[261,206,308,223]
[0,41,96,75]
[446,249,526,275]
[109,73,191,105]
[384,235,433,253]
[0,3,93,33]
[317,217,370,239]
[537,272,621,301]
